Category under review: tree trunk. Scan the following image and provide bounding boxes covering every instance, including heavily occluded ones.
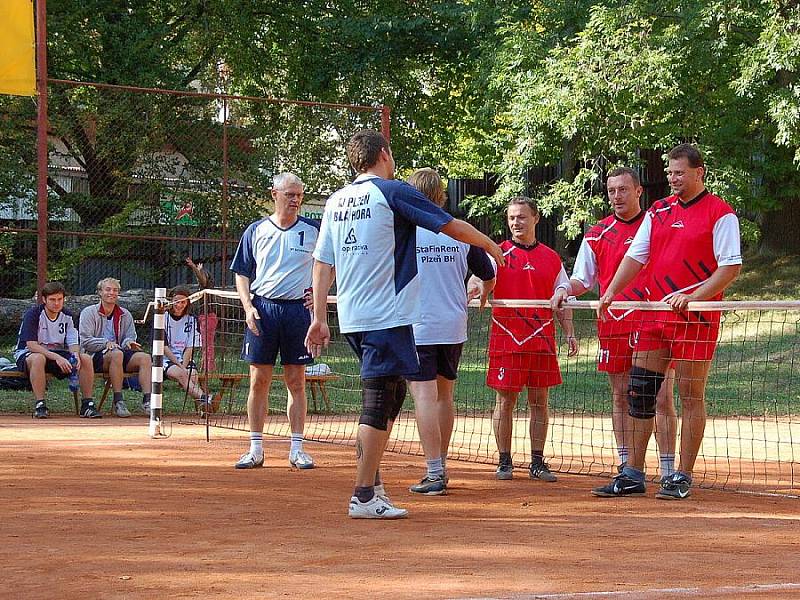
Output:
[759,196,800,255]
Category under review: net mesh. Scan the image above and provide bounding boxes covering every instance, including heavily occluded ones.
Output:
[163,289,800,497]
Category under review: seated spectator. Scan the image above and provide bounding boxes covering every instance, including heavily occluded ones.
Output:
[14,281,100,419]
[79,277,153,417]
[165,286,218,415]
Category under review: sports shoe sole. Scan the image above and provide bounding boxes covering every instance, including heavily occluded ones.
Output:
[655,490,691,500]
[235,457,264,469]
[409,485,447,496]
[591,489,646,498]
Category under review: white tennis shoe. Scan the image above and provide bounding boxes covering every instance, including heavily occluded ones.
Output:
[348,495,408,519]
[289,450,315,469]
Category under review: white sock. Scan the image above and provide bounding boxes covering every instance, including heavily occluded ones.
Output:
[426,457,444,477]
[249,432,263,457]
[660,453,675,478]
[618,446,629,465]
[290,432,303,454]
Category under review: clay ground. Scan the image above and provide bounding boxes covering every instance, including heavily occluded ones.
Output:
[1,416,799,600]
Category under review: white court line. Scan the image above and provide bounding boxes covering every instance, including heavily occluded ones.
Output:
[0,441,155,448]
[458,582,800,600]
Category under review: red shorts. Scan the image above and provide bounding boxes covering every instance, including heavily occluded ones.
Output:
[487,351,562,392]
[597,333,636,374]
[633,311,721,361]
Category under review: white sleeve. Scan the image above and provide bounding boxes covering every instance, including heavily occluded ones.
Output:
[487,254,498,275]
[312,215,335,266]
[552,266,570,293]
[713,213,742,266]
[625,212,651,264]
[571,240,598,290]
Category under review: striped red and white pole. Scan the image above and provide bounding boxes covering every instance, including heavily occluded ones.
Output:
[149,287,167,438]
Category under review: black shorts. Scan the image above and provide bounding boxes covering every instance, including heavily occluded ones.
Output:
[92,348,142,374]
[405,343,464,382]
[18,349,72,379]
[241,297,312,366]
[344,325,419,379]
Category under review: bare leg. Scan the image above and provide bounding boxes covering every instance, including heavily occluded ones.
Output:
[354,424,390,487]
[674,359,712,476]
[26,354,47,400]
[654,368,677,462]
[247,363,273,433]
[436,376,456,458]
[127,353,152,394]
[493,389,519,454]
[103,350,124,392]
[284,364,308,434]
[527,387,549,454]
[608,373,632,465]
[78,353,94,398]
[410,379,441,461]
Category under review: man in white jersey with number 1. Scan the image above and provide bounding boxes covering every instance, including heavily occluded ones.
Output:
[231,172,319,471]
[306,129,504,519]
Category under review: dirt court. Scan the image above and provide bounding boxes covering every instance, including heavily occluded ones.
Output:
[2,416,799,600]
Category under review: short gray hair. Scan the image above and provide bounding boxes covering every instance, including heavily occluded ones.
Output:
[273,172,304,191]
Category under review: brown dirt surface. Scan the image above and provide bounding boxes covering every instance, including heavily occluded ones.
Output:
[2,416,799,600]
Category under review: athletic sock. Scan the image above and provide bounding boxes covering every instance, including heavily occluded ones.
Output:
[532,450,544,465]
[426,457,444,478]
[113,391,124,403]
[354,485,375,503]
[81,398,95,408]
[290,432,303,454]
[142,392,151,404]
[499,451,512,466]
[249,432,263,458]
[618,446,629,466]
[660,453,676,478]
[622,465,646,482]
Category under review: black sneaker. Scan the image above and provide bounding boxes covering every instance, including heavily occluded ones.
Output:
[617,462,627,474]
[80,401,102,419]
[529,460,558,482]
[409,474,447,496]
[33,401,49,419]
[591,473,646,497]
[655,472,692,500]
[496,463,514,480]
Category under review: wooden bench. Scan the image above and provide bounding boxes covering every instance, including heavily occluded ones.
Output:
[0,370,80,414]
[198,371,339,413]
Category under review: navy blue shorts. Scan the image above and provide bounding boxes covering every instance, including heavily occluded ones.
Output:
[405,343,464,382]
[18,349,72,379]
[242,297,312,366]
[344,325,419,379]
[92,348,142,374]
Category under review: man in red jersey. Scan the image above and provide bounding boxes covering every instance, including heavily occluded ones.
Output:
[595,145,742,500]
[486,196,578,481]
[551,167,677,481]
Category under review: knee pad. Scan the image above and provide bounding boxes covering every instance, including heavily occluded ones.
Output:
[387,378,407,422]
[628,367,665,419]
[359,376,397,431]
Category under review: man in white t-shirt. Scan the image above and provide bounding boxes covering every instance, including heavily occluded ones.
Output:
[305,129,504,519]
[230,172,319,471]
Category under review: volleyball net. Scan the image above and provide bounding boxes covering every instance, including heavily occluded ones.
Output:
[155,289,800,497]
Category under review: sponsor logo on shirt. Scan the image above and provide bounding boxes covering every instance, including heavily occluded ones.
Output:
[624,236,634,245]
[523,263,535,271]
[671,221,685,229]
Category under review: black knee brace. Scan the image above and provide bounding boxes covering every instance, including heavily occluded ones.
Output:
[359,376,404,430]
[387,378,407,421]
[628,366,665,419]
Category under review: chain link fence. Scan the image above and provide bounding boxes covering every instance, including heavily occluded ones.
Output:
[0,79,388,302]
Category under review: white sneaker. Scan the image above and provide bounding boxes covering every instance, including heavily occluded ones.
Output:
[234,452,264,469]
[348,495,408,519]
[289,450,315,469]
[113,400,131,418]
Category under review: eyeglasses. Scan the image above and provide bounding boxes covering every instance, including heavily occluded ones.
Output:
[275,190,304,199]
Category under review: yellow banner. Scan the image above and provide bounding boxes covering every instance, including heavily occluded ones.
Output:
[0,0,36,96]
